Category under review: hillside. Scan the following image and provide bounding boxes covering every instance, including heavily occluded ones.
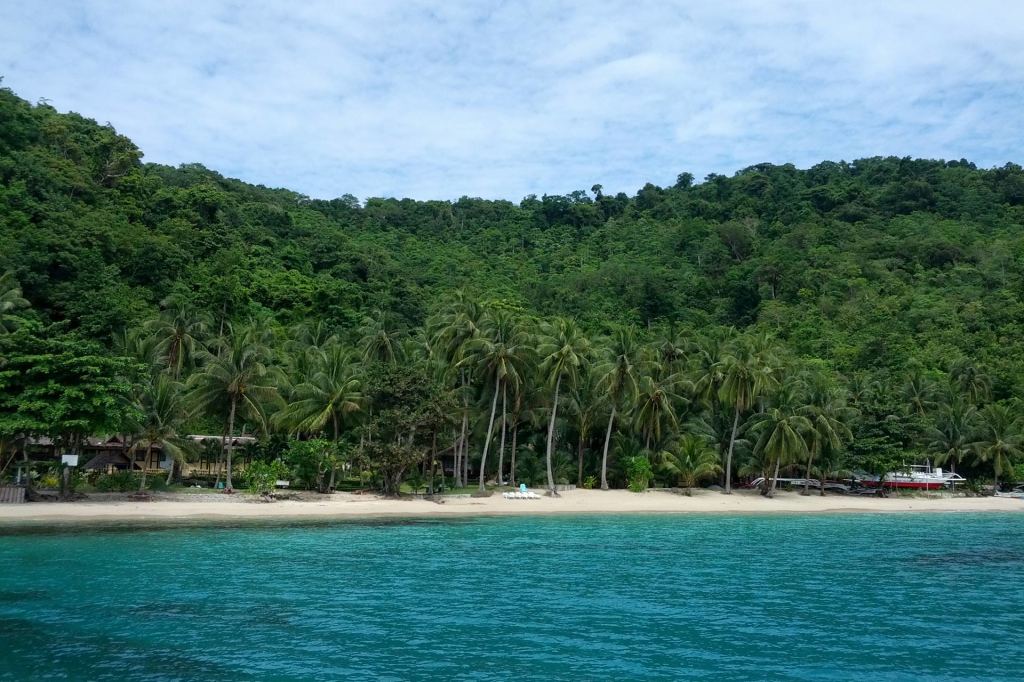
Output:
[3,87,1024,384]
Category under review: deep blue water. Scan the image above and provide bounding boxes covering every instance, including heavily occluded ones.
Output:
[1,513,1023,681]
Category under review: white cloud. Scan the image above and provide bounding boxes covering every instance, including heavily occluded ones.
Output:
[1,0,1021,200]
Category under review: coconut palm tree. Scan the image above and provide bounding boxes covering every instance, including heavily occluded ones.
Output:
[594,327,641,490]
[358,310,405,365]
[718,336,777,493]
[748,380,812,498]
[568,367,602,487]
[275,343,363,465]
[634,372,685,452]
[969,403,1022,493]
[901,364,937,418]
[144,295,212,379]
[0,271,29,334]
[134,375,191,492]
[949,357,991,406]
[799,370,854,495]
[659,435,721,494]
[187,324,281,491]
[459,308,530,490]
[929,397,978,475]
[428,291,483,487]
[537,318,590,496]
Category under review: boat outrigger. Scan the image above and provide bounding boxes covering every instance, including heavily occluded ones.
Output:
[858,463,967,490]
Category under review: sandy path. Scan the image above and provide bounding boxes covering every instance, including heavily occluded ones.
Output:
[1,489,1020,525]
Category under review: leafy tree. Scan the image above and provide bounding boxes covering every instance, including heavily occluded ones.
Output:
[0,326,140,451]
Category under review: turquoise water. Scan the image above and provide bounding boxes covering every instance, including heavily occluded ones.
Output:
[1,513,1023,681]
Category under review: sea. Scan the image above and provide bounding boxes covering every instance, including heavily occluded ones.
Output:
[1,513,1022,681]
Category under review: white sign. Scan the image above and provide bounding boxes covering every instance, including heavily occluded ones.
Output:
[61,454,79,467]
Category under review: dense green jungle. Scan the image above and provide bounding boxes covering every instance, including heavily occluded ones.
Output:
[3,84,1024,494]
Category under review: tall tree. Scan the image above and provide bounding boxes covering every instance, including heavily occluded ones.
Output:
[460,309,530,491]
[594,327,641,490]
[537,318,589,496]
[144,295,211,380]
[748,379,812,498]
[187,324,281,491]
[133,374,190,491]
[969,403,1022,493]
[718,336,777,493]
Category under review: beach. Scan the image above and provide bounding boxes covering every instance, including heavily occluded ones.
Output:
[0,488,1019,525]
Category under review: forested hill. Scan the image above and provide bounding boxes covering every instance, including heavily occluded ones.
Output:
[3,86,1024,391]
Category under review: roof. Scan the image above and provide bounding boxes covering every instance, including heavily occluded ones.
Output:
[83,452,132,470]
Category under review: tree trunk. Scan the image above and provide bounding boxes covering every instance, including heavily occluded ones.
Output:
[165,458,176,486]
[993,465,999,496]
[724,408,740,494]
[802,446,815,496]
[462,425,469,487]
[577,435,584,488]
[478,379,501,491]
[139,443,152,492]
[546,375,562,496]
[224,396,237,491]
[767,457,781,498]
[496,384,507,486]
[601,407,615,490]
[510,423,518,486]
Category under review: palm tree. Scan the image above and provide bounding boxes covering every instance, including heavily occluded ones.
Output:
[799,370,854,495]
[134,375,190,492]
[949,357,991,405]
[929,397,978,476]
[594,327,641,490]
[901,364,937,418]
[659,435,721,495]
[537,318,590,496]
[144,295,211,379]
[459,309,530,490]
[275,344,362,490]
[0,271,29,334]
[718,336,777,493]
[358,310,405,365]
[428,291,483,487]
[748,380,812,498]
[187,324,281,491]
[634,372,685,452]
[969,403,1022,493]
[568,367,601,487]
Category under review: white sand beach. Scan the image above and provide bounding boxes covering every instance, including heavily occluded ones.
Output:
[0,488,1020,525]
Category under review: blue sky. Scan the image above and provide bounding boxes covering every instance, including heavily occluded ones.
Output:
[1,1,1022,201]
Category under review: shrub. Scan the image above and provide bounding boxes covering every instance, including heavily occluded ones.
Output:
[582,475,597,489]
[94,471,139,492]
[245,460,289,496]
[625,456,653,493]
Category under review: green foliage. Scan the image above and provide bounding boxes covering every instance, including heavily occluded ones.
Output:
[0,324,141,441]
[4,86,1024,493]
[624,455,654,492]
[94,471,140,492]
[244,460,289,496]
[283,439,341,493]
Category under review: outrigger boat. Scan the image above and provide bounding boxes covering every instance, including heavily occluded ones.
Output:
[858,462,966,490]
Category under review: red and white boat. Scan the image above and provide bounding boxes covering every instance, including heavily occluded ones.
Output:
[862,463,967,490]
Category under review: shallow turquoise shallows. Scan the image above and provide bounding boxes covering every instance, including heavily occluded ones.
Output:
[2,513,1023,681]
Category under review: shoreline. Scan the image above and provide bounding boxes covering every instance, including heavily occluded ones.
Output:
[0,489,1020,528]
